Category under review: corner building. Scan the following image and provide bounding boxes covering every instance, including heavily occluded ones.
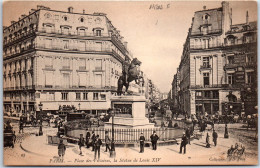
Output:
[3,6,132,115]
[178,2,257,116]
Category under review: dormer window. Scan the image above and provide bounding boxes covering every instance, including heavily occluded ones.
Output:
[44,13,51,19]
[93,27,104,37]
[96,30,101,36]
[60,25,72,35]
[202,13,210,24]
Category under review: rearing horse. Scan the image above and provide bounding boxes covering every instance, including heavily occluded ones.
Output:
[117,58,143,96]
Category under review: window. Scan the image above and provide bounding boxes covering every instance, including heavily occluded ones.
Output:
[247,72,254,84]
[79,41,86,51]
[227,56,235,64]
[101,94,106,100]
[79,58,86,70]
[45,25,53,33]
[63,58,70,69]
[55,15,59,20]
[45,38,52,48]
[213,91,219,99]
[227,73,235,84]
[93,93,99,100]
[83,93,88,100]
[64,16,68,21]
[61,92,68,100]
[95,74,102,88]
[202,39,208,48]
[202,57,210,68]
[76,93,81,100]
[204,91,211,98]
[63,40,69,49]
[196,91,202,97]
[45,56,53,68]
[49,92,55,101]
[45,71,53,88]
[78,29,85,36]
[62,27,70,35]
[63,73,70,88]
[247,54,254,63]
[80,18,84,22]
[78,73,87,87]
[203,73,209,86]
[95,59,102,70]
[96,30,101,36]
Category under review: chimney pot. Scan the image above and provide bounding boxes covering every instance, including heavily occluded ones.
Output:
[203,6,206,10]
[11,21,16,24]
[68,6,73,13]
[83,9,85,14]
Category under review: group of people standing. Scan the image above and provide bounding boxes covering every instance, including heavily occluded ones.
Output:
[139,131,160,153]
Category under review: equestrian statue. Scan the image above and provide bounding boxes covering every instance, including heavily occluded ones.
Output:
[117,58,144,96]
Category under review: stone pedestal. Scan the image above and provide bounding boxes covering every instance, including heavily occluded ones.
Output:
[104,96,154,129]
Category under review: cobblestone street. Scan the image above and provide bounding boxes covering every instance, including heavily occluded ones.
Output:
[4,121,258,166]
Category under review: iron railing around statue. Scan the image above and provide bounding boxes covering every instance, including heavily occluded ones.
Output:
[66,123,186,143]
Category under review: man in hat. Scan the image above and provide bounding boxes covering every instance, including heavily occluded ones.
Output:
[104,131,111,152]
[150,131,159,150]
[78,134,85,155]
[94,135,102,160]
[179,132,188,154]
[212,129,218,146]
[91,131,96,151]
[139,133,145,153]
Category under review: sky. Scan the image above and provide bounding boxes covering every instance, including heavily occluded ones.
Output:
[2,1,258,93]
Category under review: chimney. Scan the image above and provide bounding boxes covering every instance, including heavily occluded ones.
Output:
[230,8,232,25]
[246,11,249,24]
[68,6,73,13]
[21,14,27,18]
[124,42,128,49]
[83,9,85,14]
[203,6,206,10]
[11,21,16,24]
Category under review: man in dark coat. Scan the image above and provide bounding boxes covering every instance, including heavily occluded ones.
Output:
[185,128,191,145]
[212,130,218,146]
[85,131,91,148]
[94,135,102,160]
[139,133,145,153]
[78,134,85,155]
[150,131,159,150]
[91,131,96,151]
[179,132,187,154]
[104,131,111,152]
[58,139,66,158]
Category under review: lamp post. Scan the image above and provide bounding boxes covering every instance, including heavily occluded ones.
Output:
[109,108,116,158]
[78,103,81,111]
[38,102,43,136]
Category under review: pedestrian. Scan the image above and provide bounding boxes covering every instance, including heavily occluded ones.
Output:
[206,132,211,148]
[85,131,91,148]
[78,134,85,155]
[91,131,96,151]
[19,120,23,133]
[104,131,111,152]
[185,127,191,145]
[47,117,50,127]
[150,131,159,150]
[94,135,102,160]
[179,132,187,154]
[139,132,145,153]
[224,124,229,138]
[58,139,66,158]
[212,129,218,146]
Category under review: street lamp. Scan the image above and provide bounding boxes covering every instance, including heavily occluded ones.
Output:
[109,108,116,158]
[78,103,81,111]
[38,102,43,136]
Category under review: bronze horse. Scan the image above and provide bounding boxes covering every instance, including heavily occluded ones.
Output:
[117,58,143,95]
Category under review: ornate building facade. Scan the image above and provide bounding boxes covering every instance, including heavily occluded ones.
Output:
[3,5,133,116]
[171,2,257,116]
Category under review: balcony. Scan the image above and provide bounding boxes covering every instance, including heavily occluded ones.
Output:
[37,28,110,38]
[191,29,222,36]
[224,62,256,69]
[4,29,36,46]
[200,64,211,69]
